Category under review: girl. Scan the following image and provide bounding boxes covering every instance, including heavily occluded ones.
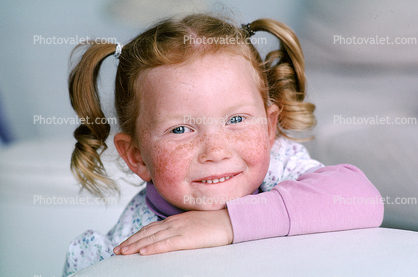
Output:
[64,14,383,276]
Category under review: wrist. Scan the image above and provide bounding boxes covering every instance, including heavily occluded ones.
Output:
[218,208,233,244]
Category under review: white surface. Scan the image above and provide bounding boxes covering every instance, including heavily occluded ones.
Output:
[71,228,418,277]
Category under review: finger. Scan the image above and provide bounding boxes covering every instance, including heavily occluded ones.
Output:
[120,221,165,247]
[114,221,166,254]
[120,228,173,255]
[139,235,187,255]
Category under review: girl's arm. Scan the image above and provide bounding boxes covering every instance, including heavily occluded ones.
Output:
[226,164,384,243]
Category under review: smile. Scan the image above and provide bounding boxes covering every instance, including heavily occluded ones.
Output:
[202,175,233,184]
[195,172,240,184]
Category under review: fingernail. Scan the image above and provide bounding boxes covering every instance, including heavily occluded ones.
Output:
[122,246,129,253]
[140,248,147,254]
[114,246,120,254]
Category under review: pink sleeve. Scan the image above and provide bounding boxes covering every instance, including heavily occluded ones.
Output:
[226,164,384,243]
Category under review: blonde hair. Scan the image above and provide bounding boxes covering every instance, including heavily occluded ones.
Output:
[69,14,315,196]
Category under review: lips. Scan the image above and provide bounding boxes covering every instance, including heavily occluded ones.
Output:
[194,172,240,184]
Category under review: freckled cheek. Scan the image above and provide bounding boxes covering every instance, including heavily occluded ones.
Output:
[148,142,196,187]
[234,125,270,165]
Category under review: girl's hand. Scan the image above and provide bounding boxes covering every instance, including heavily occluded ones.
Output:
[113,209,233,255]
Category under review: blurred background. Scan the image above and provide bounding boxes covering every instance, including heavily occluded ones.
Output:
[0,0,417,276]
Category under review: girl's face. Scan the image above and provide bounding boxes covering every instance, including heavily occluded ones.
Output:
[136,53,277,210]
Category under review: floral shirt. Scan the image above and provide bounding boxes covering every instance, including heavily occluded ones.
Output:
[63,137,323,276]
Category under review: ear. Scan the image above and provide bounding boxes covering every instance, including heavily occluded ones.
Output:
[114,133,152,182]
[266,104,279,148]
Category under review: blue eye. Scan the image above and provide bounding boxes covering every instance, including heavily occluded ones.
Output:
[172,126,185,134]
[171,126,191,134]
[228,116,244,124]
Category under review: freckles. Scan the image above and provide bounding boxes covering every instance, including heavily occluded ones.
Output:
[150,138,199,182]
[149,143,168,176]
[232,126,269,164]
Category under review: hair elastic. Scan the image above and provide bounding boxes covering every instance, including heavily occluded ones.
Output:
[241,23,255,37]
[114,42,122,59]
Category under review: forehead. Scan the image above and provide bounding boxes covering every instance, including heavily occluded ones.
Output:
[140,53,261,114]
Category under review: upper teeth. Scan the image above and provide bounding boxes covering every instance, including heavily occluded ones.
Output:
[202,175,232,184]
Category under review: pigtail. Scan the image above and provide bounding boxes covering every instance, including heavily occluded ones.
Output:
[68,42,119,197]
[250,19,316,140]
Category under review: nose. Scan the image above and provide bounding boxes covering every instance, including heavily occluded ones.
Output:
[198,133,232,163]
